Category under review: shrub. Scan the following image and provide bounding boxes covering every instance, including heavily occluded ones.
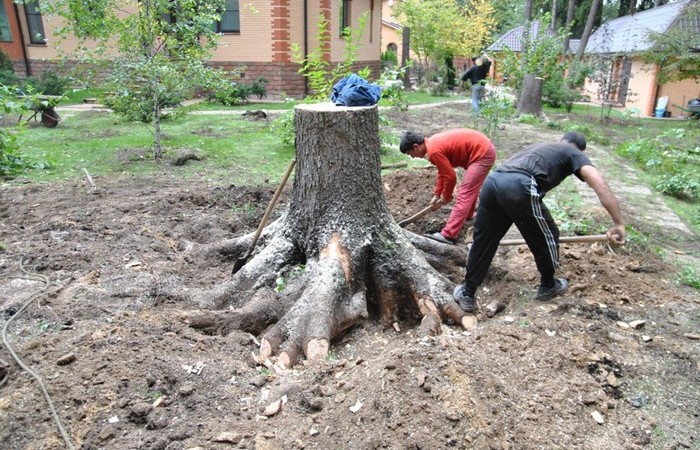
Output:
[34,70,69,96]
[0,85,30,178]
[0,49,13,72]
[655,173,699,201]
[250,78,268,100]
[103,88,185,123]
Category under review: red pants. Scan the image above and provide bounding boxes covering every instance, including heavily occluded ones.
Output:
[441,144,496,240]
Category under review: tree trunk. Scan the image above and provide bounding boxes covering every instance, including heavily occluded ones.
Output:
[517,74,544,116]
[562,0,576,57]
[153,91,162,159]
[576,0,602,61]
[185,103,473,369]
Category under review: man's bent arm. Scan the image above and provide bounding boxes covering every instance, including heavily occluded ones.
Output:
[579,165,626,244]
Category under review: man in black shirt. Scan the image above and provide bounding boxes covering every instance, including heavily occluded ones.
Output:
[453,132,626,312]
[461,54,492,115]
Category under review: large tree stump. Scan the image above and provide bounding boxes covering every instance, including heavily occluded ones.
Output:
[186,103,473,368]
[517,73,544,116]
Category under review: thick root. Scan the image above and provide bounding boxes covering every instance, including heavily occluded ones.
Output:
[182,217,286,261]
[191,234,298,308]
[255,239,369,365]
[188,287,293,335]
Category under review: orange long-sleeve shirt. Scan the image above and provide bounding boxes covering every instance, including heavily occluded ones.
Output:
[425,129,494,202]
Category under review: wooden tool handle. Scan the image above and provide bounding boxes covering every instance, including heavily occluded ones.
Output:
[499,234,609,246]
[398,205,436,227]
[245,159,296,257]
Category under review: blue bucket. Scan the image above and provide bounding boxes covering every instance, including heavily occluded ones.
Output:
[655,108,665,118]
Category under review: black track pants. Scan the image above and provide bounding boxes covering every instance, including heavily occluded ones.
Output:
[464,172,560,294]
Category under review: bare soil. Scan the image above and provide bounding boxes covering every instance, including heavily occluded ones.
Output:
[1,104,699,450]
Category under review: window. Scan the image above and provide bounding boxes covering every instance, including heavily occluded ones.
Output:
[214,0,239,33]
[340,0,350,37]
[0,2,11,42]
[24,1,46,44]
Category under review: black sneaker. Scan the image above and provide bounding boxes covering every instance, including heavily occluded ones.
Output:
[453,284,477,313]
[535,277,569,301]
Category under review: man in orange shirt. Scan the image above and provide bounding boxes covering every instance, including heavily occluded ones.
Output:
[400,129,496,244]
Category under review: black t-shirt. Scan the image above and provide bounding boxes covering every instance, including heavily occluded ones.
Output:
[496,142,592,193]
[461,60,492,85]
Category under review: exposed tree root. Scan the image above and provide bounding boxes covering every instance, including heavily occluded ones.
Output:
[188,222,474,369]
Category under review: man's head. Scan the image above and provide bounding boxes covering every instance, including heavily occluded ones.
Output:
[400,131,427,158]
[561,131,586,151]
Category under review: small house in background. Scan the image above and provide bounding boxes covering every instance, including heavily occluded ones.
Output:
[381,0,405,65]
[582,0,700,118]
[486,20,580,84]
[0,0,382,100]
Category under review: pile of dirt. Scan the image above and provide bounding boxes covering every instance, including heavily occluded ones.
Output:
[1,112,699,450]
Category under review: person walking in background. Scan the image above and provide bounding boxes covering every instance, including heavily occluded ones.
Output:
[461,54,492,115]
[400,129,496,245]
[452,132,626,313]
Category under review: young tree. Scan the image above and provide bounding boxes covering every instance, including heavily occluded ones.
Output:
[46,0,226,159]
[393,0,495,88]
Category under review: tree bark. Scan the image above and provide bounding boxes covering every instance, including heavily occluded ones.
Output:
[562,0,576,57]
[576,0,602,61]
[517,74,544,116]
[185,103,473,369]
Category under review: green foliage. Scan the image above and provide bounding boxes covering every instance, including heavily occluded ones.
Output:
[381,49,398,67]
[642,1,700,83]
[477,87,516,140]
[393,0,495,89]
[616,129,700,201]
[677,265,700,289]
[45,0,227,158]
[655,173,699,201]
[1,85,30,178]
[274,264,306,293]
[500,16,580,109]
[208,77,268,106]
[102,58,195,123]
[0,65,69,96]
[292,14,371,101]
[378,65,410,111]
[271,110,295,148]
[34,70,70,96]
[0,49,13,72]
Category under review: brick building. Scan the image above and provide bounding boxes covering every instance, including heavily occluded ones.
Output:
[0,0,382,99]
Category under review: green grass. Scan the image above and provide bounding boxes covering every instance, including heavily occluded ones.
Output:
[61,87,108,105]
[397,89,469,106]
[17,110,296,184]
[16,108,409,184]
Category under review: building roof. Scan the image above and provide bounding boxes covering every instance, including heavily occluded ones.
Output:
[487,20,548,52]
[486,20,579,54]
[585,0,693,53]
[382,19,403,31]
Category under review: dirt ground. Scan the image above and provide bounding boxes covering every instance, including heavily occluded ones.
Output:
[1,103,699,450]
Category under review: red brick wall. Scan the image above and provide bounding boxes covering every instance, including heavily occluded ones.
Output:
[271,0,290,63]
[20,58,382,101]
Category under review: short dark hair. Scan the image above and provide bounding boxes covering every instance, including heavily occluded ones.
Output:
[561,131,586,151]
[400,131,425,154]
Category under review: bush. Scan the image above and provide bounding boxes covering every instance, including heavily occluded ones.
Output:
[208,81,253,106]
[250,78,268,100]
[0,49,13,72]
[0,85,29,178]
[103,88,185,123]
[34,70,69,96]
[655,173,699,201]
